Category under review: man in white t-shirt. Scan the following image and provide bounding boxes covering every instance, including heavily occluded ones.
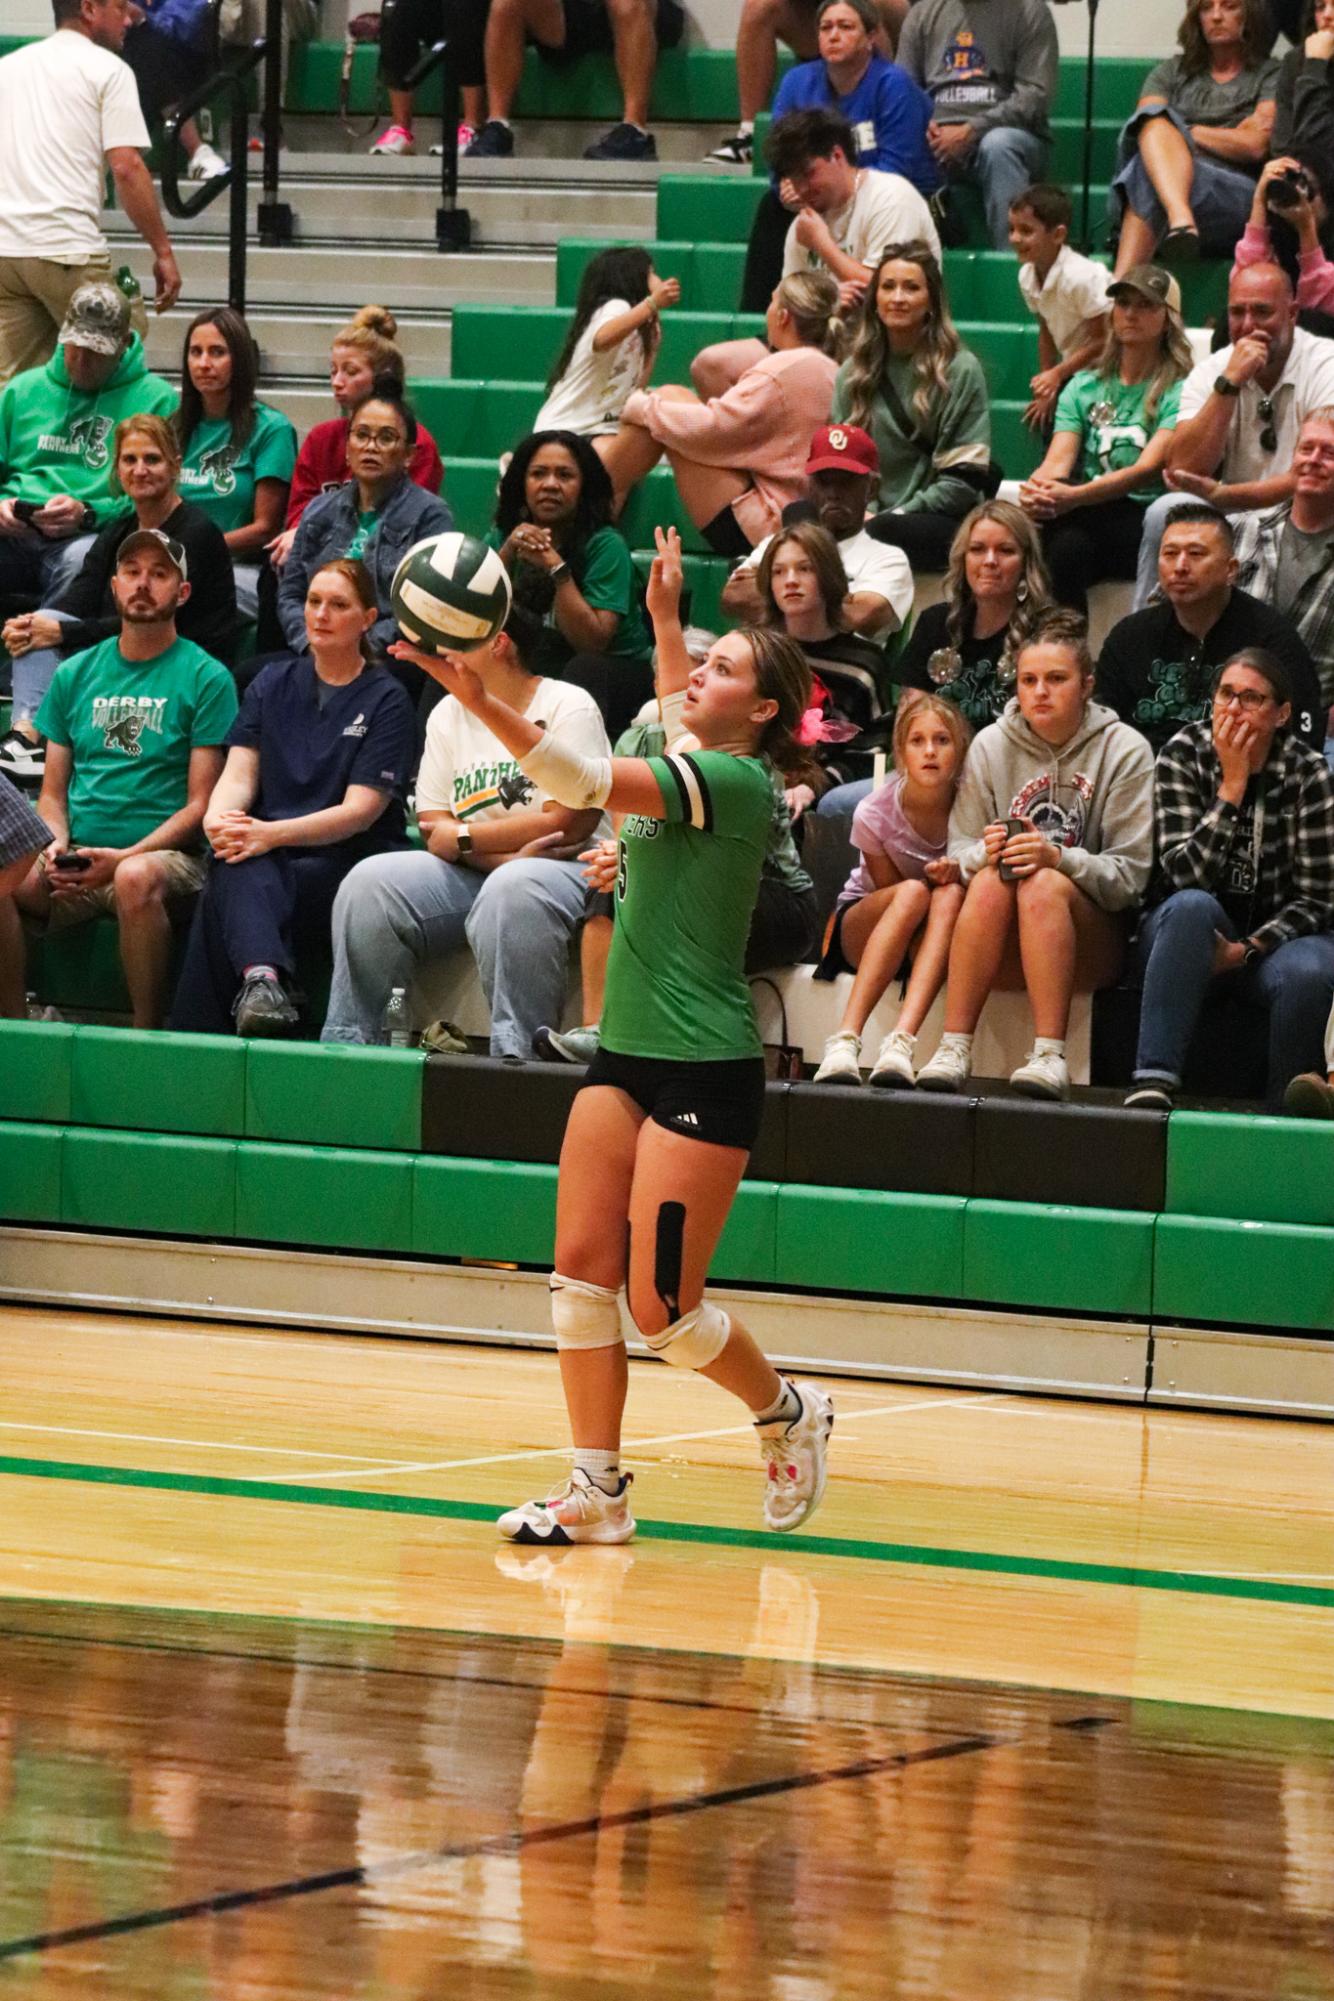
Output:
[1132,260,1334,605]
[0,0,181,387]
[722,422,913,636]
[322,600,611,1058]
[772,107,941,307]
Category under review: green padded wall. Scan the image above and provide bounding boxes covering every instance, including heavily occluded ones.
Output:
[714,1181,778,1284]
[62,1129,237,1239]
[70,1027,246,1138]
[774,1187,966,1298]
[236,1142,416,1254]
[0,1020,74,1123]
[1155,1215,1334,1333]
[963,1200,1155,1318]
[244,1044,423,1152]
[1166,1111,1334,1229]
[0,1122,62,1224]
[414,1156,557,1264]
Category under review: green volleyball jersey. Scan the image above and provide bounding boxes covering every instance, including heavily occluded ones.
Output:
[600,749,773,1064]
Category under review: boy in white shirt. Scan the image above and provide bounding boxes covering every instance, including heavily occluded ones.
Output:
[322,601,611,1057]
[1008,182,1111,433]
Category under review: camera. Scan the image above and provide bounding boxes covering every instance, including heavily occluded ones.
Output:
[1266,166,1314,211]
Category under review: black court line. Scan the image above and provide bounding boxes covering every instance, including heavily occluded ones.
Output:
[0,1718,1114,1961]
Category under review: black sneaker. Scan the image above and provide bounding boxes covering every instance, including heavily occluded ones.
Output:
[1123,1081,1175,1111]
[233,971,299,1037]
[705,129,753,164]
[464,119,514,158]
[583,123,657,162]
[0,730,45,783]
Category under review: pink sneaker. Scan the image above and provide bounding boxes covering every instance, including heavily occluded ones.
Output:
[370,124,415,155]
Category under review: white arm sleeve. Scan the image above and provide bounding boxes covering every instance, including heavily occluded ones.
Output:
[516,730,614,810]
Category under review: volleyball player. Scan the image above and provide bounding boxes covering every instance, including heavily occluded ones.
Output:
[391,528,834,1545]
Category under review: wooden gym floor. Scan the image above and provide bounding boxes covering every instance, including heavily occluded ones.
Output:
[0,1302,1330,1997]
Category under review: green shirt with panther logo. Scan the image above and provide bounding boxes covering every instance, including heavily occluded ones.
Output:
[36,636,238,849]
[601,750,773,1064]
[178,402,297,533]
[0,335,174,522]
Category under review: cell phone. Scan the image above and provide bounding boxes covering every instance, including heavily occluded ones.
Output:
[52,851,91,873]
[10,499,39,525]
[998,817,1027,882]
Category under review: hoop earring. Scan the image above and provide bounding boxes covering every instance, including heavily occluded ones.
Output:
[1016,580,1029,603]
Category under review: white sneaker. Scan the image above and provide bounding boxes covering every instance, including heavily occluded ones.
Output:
[497,1467,635,1545]
[812,1030,861,1084]
[1010,1047,1069,1099]
[370,123,415,155]
[431,124,477,154]
[0,730,45,783]
[869,1027,917,1089]
[187,141,228,180]
[917,1037,972,1093]
[757,1381,834,1533]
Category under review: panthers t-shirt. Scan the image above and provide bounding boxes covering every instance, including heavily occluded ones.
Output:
[178,402,298,533]
[416,677,612,836]
[36,636,238,849]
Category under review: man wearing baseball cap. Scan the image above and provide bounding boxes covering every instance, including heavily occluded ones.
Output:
[0,280,175,615]
[723,421,914,637]
[0,527,237,1029]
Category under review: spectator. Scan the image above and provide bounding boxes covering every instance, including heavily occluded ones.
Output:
[489,430,653,739]
[603,273,842,556]
[0,528,236,1028]
[321,600,610,1056]
[896,0,1058,250]
[1135,260,1334,606]
[1271,0,1334,161]
[772,108,941,302]
[723,422,914,639]
[1126,646,1334,1109]
[1020,264,1193,614]
[174,307,297,621]
[0,0,179,388]
[812,689,969,1086]
[1233,408,1334,715]
[464,0,685,162]
[273,310,444,566]
[755,519,894,810]
[0,280,175,613]
[831,241,992,570]
[170,559,415,1037]
[732,4,939,311]
[370,0,486,156]
[533,248,681,453]
[0,414,236,782]
[1096,502,1323,751]
[120,0,227,180]
[1007,182,1111,435]
[917,610,1154,1099]
[710,0,911,169]
[273,389,452,692]
[897,498,1055,730]
[1110,0,1278,275]
[1235,156,1334,318]
[0,776,50,898]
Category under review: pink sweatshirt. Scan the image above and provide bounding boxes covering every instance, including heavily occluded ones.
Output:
[622,345,839,545]
[1234,222,1334,315]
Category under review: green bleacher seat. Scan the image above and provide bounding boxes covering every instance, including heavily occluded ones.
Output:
[449,306,765,391]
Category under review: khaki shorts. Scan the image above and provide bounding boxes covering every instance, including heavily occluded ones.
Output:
[0,255,149,389]
[34,848,207,932]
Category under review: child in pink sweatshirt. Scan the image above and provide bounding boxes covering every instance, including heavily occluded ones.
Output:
[1234,156,1334,315]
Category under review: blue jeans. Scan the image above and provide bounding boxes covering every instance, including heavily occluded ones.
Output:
[816,778,873,818]
[10,610,77,728]
[1134,888,1334,1105]
[321,847,592,1060]
[950,126,1048,249]
[1112,105,1257,258]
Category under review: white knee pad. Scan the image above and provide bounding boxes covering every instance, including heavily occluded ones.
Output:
[642,1299,731,1371]
[550,1271,624,1351]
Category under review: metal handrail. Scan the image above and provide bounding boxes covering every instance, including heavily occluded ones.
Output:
[161,36,269,313]
[403,35,473,251]
[257,0,294,249]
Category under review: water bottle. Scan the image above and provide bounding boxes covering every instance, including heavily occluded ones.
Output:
[382,988,412,1048]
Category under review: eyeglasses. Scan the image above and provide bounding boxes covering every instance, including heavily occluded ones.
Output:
[349,426,405,448]
[1256,396,1277,455]
[1213,685,1272,712]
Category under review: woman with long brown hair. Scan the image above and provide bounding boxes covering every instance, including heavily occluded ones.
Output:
[390,526,835,1547]
[897,500,1054,732]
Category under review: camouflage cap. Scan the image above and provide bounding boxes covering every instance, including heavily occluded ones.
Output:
[58,281,132,357]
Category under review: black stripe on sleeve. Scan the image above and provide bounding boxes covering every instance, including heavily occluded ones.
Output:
[661,754,694,823]
[679,753,714,834]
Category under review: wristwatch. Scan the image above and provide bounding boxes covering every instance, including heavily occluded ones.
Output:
[1242,940,1264,967]
[548,560,571,586]
[456,826,474,860]
[1213,374,1241,398]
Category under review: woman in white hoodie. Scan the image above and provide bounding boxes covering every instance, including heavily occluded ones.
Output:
[916,608,1155,1100]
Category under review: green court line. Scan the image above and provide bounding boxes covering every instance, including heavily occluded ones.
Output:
[2,1451,1331,1610]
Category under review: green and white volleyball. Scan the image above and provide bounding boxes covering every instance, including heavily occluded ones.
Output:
[390,532,512,651]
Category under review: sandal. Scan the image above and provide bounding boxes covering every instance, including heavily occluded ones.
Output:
[1159,225,1201,262]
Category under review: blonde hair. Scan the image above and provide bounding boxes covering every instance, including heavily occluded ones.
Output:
[1015,607,1095,681]
[893,689,971,773]
[943,500,1053,659]
[735,624,817,779]
[331,304,406,385]
[775,269,847,361]
[841,241,962,430]
[1097,295,1194,426]
[109,412,181,495]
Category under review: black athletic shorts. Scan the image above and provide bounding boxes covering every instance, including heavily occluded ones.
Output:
[546,0,685,61]
[701,502,755,558]
[584,1046,767,1150]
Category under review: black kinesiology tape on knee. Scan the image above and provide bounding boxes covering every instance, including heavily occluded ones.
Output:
[654,1202,687,1322]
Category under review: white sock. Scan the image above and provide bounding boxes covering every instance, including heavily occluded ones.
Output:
[754,1380,801,1428]
[939,1031,973,1054]
[573,1447,621,1494]
[243,964,280,983]
[1033,1037,1065,1058]
[737,119,755,137]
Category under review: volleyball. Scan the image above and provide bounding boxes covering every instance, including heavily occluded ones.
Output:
[390,530,512,652]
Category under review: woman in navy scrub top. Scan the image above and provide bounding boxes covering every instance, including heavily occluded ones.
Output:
[171,560,415,1036]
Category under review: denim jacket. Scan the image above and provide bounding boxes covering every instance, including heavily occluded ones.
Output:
[278,474,453,656]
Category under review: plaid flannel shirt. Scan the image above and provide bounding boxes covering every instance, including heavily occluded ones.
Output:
[1233,503,1334,708]
[0,776,49,872]
[1153,719,1334,952]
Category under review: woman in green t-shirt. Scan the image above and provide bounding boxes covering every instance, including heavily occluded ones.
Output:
[1019,264,1195,613]
[390,527,834,1549]
[173,307,297,621]
[491,429,653,740]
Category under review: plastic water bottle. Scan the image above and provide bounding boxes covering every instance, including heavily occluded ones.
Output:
[382,988,412,1048]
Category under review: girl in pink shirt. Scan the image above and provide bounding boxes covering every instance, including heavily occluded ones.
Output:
[1234,155,1334,315]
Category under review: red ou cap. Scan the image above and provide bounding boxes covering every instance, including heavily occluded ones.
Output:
[805,423,879,478]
